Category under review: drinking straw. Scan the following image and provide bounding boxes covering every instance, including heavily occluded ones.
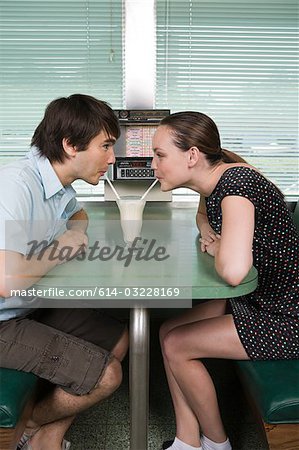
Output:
[140,179,159,201]
[105,175,121,200]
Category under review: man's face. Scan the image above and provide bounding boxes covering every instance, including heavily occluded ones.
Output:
[74,131,116,185]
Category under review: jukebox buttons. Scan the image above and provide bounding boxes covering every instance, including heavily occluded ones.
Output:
[115,158,155,179]
[118,110,129,119]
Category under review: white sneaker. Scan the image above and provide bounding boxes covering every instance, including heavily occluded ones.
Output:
[63,440,71,450]
[19,438,71,450]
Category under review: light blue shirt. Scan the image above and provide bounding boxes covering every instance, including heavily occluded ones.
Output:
[0,147,82,320]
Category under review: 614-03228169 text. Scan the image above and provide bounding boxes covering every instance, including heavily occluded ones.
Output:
[10,286,182,299]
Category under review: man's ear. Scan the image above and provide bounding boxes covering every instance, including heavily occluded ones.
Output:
[62,138,77,157]
[188,146,200,167]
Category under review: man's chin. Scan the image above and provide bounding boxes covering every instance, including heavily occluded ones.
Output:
[159,182,172,192]
[84,177,99,186]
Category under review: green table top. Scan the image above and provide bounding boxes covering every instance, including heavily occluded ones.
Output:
[34,202,258,303]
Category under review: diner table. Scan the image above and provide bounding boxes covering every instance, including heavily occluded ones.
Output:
[34,202,258,450]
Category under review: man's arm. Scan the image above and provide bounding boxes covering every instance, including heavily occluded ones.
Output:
[0,247,60,297]
[0,209,89,298]
[66,208,89,233]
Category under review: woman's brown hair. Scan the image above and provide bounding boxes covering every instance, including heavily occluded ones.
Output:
[160,111,247,164]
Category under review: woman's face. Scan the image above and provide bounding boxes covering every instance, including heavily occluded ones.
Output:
[152,125,190,191]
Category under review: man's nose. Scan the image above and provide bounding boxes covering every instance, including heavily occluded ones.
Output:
[108,148,116,165]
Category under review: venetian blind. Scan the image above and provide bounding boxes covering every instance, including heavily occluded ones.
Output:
[156,0,298,198]
[0,0,124,195]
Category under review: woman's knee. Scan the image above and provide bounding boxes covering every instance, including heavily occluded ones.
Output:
[162,329,182,364]
[159,319,174,349]
[159,321,167,345]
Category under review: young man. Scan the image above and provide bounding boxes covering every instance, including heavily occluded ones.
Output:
[0,94,128,450]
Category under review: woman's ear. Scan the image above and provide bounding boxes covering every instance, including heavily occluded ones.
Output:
[188,146,200,167]
[62,138,77,157]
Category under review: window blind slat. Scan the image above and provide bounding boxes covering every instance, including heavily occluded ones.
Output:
[0,0,124,198]
[156,0,298,198]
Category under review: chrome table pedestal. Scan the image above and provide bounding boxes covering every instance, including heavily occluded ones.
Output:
[130,307,150,450]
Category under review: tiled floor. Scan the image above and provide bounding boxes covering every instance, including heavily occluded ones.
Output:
[66,319,267,450]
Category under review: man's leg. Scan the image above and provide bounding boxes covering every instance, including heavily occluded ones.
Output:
[26,356,122,450]
[23,325,128,450]
[0,309,128,449]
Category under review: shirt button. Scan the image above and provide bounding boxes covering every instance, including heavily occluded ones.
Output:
[51,355,60,362]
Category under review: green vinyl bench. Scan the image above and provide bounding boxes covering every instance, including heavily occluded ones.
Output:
[235,360,299,450]
[235,201,299,450]
[0,368,38,450]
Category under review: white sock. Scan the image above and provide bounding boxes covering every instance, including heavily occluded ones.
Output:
[169,436,202,450]
[201,434,232,450]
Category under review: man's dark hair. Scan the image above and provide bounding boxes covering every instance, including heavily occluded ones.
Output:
[31,94,120,163]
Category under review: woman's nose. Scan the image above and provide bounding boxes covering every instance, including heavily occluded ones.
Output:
[151,157,157,170]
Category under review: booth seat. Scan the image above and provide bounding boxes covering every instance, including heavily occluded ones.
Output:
[0,202,298,450]
[235,201,299,450]
[0,368,37,450]
[235,360,299,450]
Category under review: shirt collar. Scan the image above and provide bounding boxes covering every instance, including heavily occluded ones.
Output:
[28,147,66,199]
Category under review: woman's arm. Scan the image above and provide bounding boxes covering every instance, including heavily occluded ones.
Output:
[205,196,255,286]
[196,195,208,230]
[196,196,220,252]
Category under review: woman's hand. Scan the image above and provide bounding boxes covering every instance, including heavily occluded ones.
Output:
[200,233,221,257]
[196,196,221,253]
[199,223,221,253]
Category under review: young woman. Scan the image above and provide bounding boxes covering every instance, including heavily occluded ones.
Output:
[151,112,299,450]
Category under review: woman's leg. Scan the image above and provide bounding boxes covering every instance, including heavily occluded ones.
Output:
[160,300,227,447]
[163,312,249,446]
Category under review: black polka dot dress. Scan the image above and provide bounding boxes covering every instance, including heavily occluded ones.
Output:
[206,166,299,360]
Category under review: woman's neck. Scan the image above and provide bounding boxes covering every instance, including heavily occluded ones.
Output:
[189,162,251,197]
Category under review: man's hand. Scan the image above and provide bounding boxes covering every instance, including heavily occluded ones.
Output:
[54,229,89,264]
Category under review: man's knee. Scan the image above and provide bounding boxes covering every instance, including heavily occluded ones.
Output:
[100,357,123,394]
[112,327,129,361]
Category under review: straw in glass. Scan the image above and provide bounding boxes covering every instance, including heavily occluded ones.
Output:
[140,179,159,201]
[105,175,121,200]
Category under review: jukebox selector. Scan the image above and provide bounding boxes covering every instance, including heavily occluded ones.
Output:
[112,157,155,180]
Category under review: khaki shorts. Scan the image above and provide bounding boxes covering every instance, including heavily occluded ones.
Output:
[0,308,126,395]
